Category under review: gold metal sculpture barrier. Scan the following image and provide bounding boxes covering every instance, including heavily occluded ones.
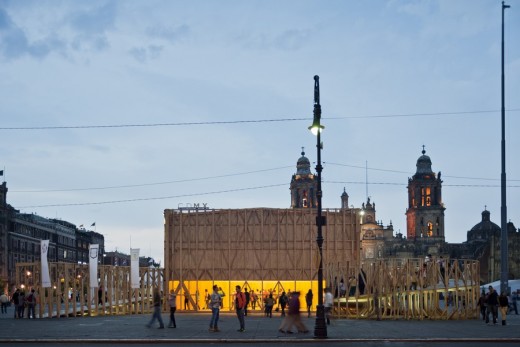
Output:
[325,258,480,320]
[15,262,164,318]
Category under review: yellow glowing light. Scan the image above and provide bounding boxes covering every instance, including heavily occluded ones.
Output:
[169,279,322,312]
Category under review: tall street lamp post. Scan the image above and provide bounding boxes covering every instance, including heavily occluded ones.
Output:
[500,1,510,295]
[309,75,327,338]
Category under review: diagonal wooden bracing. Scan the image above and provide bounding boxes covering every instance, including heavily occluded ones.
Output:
[326,257,480,320]
[15,262,164,318]
[164,207,361,310]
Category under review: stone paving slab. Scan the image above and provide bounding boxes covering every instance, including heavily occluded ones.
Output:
[1,306,519,343]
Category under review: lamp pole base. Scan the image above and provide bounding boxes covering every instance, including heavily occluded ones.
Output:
[314,304,328,338]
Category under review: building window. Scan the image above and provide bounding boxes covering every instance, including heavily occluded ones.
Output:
[421,187,432,206]
[427,222,433,237]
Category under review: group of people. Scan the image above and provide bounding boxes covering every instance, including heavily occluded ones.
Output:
[147,285,317,334]
[146,288,177,329]
[2,288,38,319]
[477,285,517,326]
[208,285,247,332]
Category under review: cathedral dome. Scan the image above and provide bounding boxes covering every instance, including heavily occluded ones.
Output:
[296,150,312,176]
[467,210,500,243]
[470,210,500,233]
[416,148,434,175]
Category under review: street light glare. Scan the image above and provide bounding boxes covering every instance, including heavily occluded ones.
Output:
[308,124,324,136]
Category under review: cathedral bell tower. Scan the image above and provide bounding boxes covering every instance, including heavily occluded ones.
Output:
[290,149,317,208]
[405,147,445,241]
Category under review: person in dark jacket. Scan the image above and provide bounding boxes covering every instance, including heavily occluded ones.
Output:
[264,294,274,318]
[499,291,509,326]
[234,285,246,332]
[244,288,250,316]
[486,286,499,325]
[279,292,288,317]
[477,292,487,321]
[12,289,20,319]
[305,290,313,318]
[17,292,25,319]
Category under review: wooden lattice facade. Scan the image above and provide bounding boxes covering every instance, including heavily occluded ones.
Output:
[326,258,480,320]
[15,262,163,317]
[164,208,361,310]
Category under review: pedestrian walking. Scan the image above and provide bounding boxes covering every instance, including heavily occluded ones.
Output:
[477,292,487,321]
[250,290,257,310]
[264,293,274,318]
[0,292,8,314]
[512,292,519,315]
[168,290,177,328]
[324,287,333,325]
[499,291,509,326]
[305,289,313,318]
[146,288,164,329]
[26,289,37,319]
[244,288,250,316]
[486,285,499,325]
[278,291,308,334]
[12,289,20,318]
[279,292,288,317]
[209,285,221,332]
[98,285,103,306]
[204,289,210,309]
[184,291,190,310]
[235,285,246,332]
[17,291,25,319]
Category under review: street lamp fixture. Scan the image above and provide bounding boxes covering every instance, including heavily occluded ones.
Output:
[310,75,327,339]
[308,115,324,136]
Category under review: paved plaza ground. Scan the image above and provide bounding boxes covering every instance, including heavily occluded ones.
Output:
[0,305,519,344]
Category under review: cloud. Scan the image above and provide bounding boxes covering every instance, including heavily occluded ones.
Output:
[129,45,163,63]
[68,2,117,53]
[0,7,66,60]
[273,29,310,51]
[69,2,117,35]
[145,24,189,44]
[0,2,115,60]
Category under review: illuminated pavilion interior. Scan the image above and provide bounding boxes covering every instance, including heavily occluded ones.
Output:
[164,207,360,311]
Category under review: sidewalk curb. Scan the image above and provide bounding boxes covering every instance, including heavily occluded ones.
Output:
[2,338,520,344]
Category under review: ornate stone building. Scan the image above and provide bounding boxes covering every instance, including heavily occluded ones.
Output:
[359,198,394,260]
[290,149,318,208]
[354,147,520,285]
[459,210,520,284]
[356,148,447,261]
[0,179,104,292]
[405,147,445,241]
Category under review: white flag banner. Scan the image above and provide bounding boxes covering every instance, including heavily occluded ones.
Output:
[130,248,140,289]
[40,240,51,288]
[89,244,99,288]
